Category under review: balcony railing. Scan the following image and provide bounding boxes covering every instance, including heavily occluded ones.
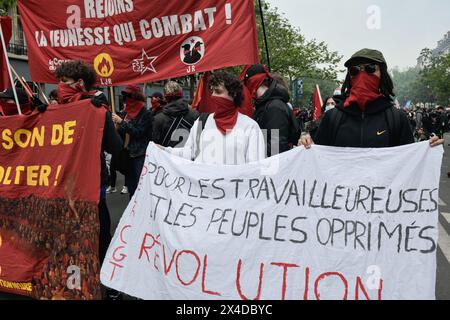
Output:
[7,42,28,56]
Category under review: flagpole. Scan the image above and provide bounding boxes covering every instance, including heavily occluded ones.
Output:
[109,86,116,114]
[257,0,271,71]
[0,20,21,114]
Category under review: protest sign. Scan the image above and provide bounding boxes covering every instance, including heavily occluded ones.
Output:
[101,142,442,300]
[18,0,259,86]
[0,101,105,299]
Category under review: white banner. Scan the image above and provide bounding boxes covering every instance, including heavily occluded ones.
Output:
[101,142,443,300]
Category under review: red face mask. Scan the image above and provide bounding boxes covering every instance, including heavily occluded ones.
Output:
[0,100,31,116]
[344,72,384,110]
[124,97,145,120]
[212,96,238,135]
[0,101,19,116]
[57,82,84,104]
[245,73,269,99]
[151,99,161,113]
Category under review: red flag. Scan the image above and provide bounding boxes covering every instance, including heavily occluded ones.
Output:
[18,0,260,86]
[313,84,323,121]
[192,71,214,113]
[0,16,12,91]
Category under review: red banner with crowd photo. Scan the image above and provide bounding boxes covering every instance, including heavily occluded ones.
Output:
[0,101,105,299]
[18,0,260,86]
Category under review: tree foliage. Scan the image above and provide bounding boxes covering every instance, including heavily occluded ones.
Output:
[255,0,342,107]
[392,49,450,107]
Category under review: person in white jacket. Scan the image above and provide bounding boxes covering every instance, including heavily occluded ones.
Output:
[162,71,266,165]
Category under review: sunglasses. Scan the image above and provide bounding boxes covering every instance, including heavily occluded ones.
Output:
[349,64,377,76]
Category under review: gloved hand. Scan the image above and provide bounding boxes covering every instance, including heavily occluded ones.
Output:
[31,96,48,113]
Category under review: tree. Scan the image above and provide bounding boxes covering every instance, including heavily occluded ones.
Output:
[421,53,450,106]
[0,0,15,14]
[255,0,342,107]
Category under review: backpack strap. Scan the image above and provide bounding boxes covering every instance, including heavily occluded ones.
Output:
[193,113,210,160]
[385,107,401,146]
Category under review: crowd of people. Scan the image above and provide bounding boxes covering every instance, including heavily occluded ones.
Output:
[0,48,447,300]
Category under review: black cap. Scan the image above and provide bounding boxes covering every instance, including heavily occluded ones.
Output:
[244,64,269,82]
[344,49,387,67]
[151,92,164,99]
[0,88,29,105]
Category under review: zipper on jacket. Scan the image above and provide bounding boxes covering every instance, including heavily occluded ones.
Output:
[360,112,365,146]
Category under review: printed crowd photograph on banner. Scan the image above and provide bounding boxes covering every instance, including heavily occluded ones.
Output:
[0,0,450,307]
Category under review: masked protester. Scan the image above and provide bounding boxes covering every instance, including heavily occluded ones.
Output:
[53,60,123,300]
[299,49,443,149]
[152,81,199,148]
[299,49,414,148]
[161,71,266,165]
[0,87,33,116]
[150,91,166,116]
[307,97,336,139]
[244,64,300,157]
[111,85,153,199]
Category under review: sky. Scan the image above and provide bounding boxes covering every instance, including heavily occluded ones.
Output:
[266,0,450,76]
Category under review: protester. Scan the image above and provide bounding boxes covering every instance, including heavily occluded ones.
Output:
[112,85,153,199]
[161,71,266,164]
[307,96,337,139]
[298,49,446,148]
[150,91,166,116]
[53,60,123,300]
[49,89,59,105]
[152,81,199,148]
[243,64,300,157]
[0,87,32,115]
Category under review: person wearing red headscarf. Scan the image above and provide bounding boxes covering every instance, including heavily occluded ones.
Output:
[0,87,32,116]
[53,60,123,300]
[244,64,300,157]
[162,71,265,165]
[112,85,153,199]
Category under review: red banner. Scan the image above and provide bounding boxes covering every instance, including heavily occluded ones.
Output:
[18,0,260,86]
[313,84,323,121]
[0,101,106,299]
[0,16,12,91]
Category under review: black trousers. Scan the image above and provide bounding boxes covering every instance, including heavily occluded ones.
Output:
[98,197,112,265]
[126,156,145,199]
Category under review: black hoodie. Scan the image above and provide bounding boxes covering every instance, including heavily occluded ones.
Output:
[314,95,414,147]
[152,99,200,147]
[253,80,300,156]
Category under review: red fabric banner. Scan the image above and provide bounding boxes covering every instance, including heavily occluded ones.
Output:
[18,0,260,86]
[0,101,106,299]
[0,16,12,91]
[313,84,323,121]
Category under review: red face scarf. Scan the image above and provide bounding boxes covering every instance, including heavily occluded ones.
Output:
[124,97,145,120]
[151,99,161,113]
[245,73,269,99]
[0,100,31,116]
[212,96,238,135]
[344,72,384,111]
[57,82,85,104]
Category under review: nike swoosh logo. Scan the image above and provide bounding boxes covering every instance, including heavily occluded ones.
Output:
[377,130,387,136]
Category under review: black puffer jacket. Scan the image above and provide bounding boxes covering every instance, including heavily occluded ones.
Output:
[153,99,199,147]
[253,80,299,156]
[118,107,153,158]
[315,95,414,147]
